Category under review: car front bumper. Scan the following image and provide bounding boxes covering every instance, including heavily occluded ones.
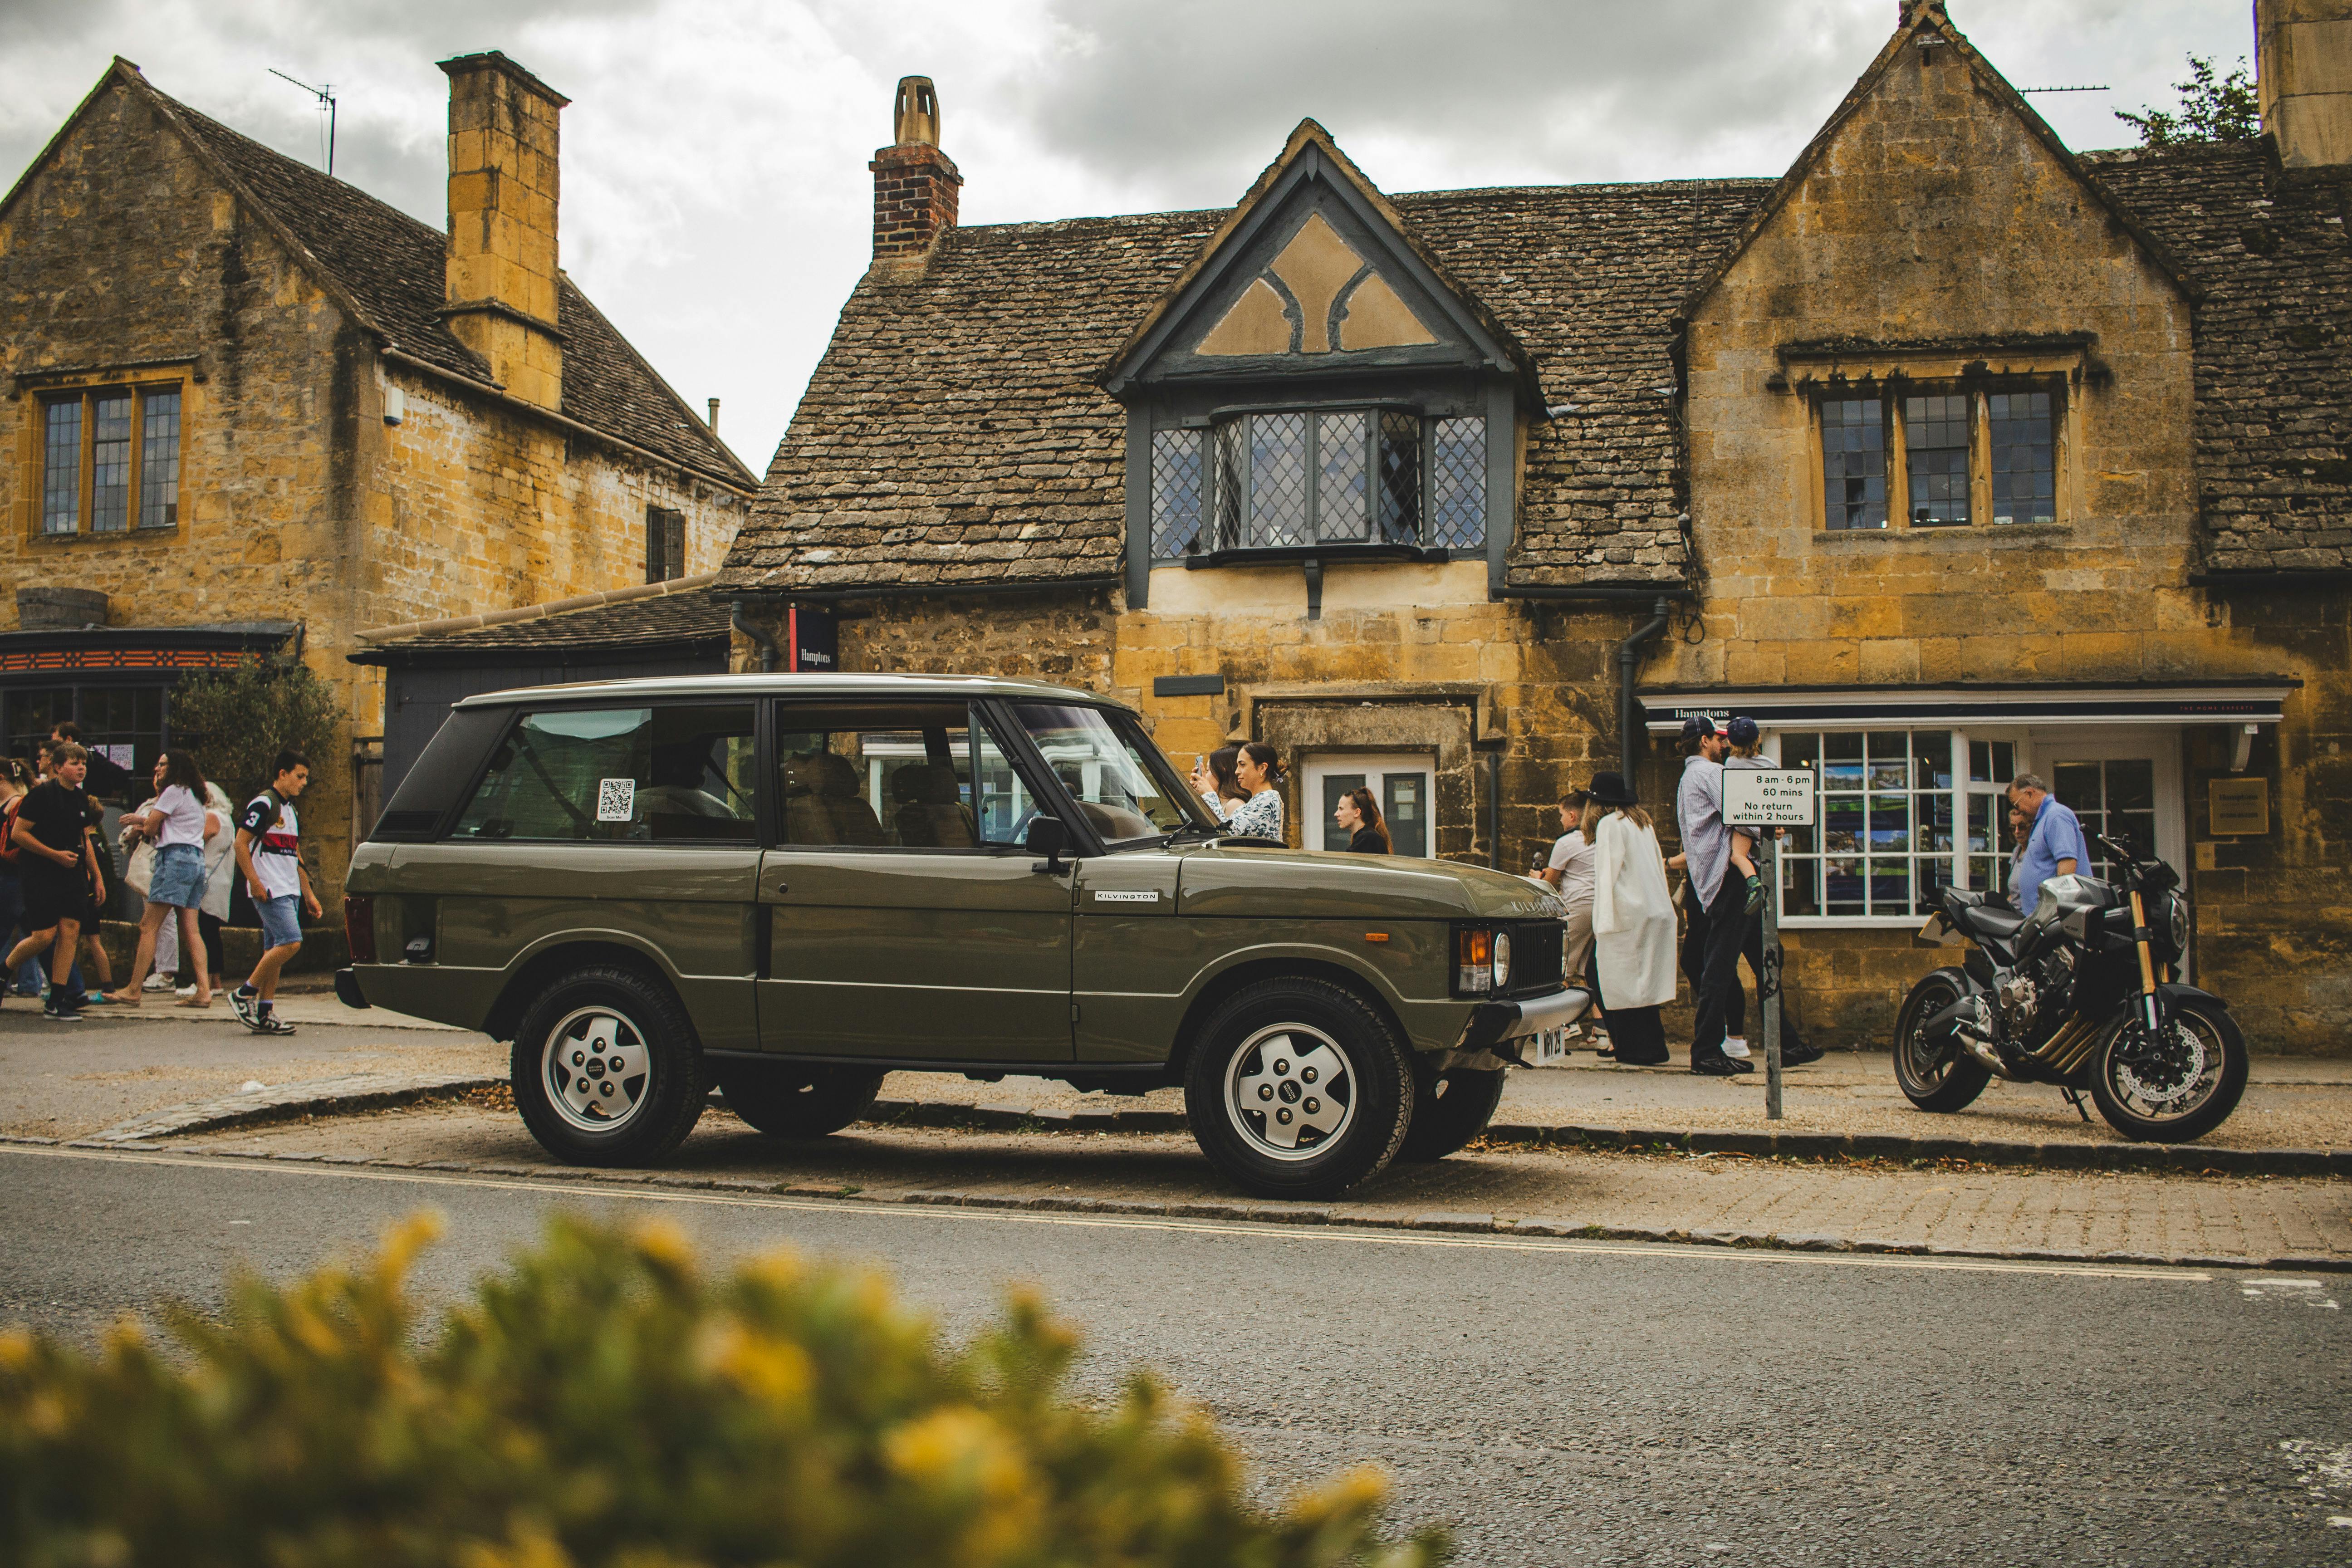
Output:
[1454,985,1589,1054]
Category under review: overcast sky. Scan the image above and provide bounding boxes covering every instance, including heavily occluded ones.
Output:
[0,0,2254,475]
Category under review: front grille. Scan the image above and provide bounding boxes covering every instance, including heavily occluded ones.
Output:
[1505,918,1564,996]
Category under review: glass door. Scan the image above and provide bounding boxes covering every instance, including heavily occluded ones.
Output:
[2036,728,2187,977]
[1303,753,1435,858]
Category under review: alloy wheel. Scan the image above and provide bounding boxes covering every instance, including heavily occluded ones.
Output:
[540,1005,652,1133]
[1223,1023,1355,1161]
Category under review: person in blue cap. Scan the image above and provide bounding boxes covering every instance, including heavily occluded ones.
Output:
[1673,715,1751,1075]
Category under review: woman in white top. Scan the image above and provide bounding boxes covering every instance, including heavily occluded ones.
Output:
[103,751,218,1007]
[1586,770,1675,1065]
[1223,743,1286,842]
[1528,789,1602,1036]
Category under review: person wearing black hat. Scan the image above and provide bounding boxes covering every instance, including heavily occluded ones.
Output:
[1722,717,1824,1068]
[1675,715,1753,1076]
[1585,770,1674,1065]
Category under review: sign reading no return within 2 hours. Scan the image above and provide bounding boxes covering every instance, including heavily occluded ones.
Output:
[1720,768,1814,1121]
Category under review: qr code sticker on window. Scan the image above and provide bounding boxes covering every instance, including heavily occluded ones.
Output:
[595,778,637,823]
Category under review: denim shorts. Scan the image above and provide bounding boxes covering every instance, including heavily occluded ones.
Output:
[257,892,304,950]
[146,843,206,909]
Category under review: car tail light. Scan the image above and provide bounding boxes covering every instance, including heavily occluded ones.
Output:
[1455,927,1494,995]
[344,894,376,964]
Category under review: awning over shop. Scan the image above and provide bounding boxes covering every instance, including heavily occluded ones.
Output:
[1640,681,2298,732]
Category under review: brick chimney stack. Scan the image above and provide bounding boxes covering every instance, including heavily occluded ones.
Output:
[439,51,568,409]
[2257,0,2352,167]
[870,76,960,271]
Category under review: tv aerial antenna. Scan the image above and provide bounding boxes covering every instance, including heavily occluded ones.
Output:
[268,68,338,177]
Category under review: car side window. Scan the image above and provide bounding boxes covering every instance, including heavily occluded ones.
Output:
[774,703,1025,851]
[449,704,755,844]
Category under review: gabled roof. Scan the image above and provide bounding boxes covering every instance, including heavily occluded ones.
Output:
[1099,118,1542,400]
[2,59,756,491]
[1678,0,2193,323]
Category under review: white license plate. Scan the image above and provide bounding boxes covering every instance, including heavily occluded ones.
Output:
[1527,1026,1571,1066]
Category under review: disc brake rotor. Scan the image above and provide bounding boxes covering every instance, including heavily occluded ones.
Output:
[2114,1020,2209,1109]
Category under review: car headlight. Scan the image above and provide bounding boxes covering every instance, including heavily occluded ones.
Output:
[1455,928,1494,995]
[1492,928,1512,992]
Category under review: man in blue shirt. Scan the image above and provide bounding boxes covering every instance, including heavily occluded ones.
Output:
[2007,772,2088,913]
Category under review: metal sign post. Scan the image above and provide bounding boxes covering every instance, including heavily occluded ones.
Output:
[1722,769,1816,1122]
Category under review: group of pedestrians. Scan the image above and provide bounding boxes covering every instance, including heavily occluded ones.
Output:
[1526,715,1824,1075]
[0,726,322,1033]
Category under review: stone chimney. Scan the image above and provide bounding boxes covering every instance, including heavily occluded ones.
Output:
[2258,0,2352,167]
[870,76,960,270]
[439,51,568,408]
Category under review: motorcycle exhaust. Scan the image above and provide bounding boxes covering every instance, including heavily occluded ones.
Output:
[1952,996,2017,1079]
[2031,1017,2102,1076]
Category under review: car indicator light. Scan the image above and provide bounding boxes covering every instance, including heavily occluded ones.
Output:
[1456,928,1493,995]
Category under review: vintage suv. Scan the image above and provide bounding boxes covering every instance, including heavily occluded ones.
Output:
[338,674,1582,1197]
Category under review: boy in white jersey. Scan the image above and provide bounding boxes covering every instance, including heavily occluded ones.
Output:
[230,751,320,1034]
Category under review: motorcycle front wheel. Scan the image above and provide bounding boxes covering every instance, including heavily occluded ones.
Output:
[2086,997,2248,1142]
[1891,968,1991,1113]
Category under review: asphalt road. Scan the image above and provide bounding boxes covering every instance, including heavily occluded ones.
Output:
[4,1145,2347,1566]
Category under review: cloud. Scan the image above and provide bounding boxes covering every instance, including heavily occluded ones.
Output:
[0,0,2259,486]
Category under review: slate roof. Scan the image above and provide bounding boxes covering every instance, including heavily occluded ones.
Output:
[349,584,733,665]
[729,141,2349,594]
[150,82,755,490]
[2083,143,2352,576]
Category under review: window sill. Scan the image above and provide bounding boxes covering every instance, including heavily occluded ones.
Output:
[1169,543,1458,569]
[1811,521,2068,546]
[28,525,183,547]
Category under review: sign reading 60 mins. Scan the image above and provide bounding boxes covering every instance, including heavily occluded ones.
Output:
[1723,769,1817,828]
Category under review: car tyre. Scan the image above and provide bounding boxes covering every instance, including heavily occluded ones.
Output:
[718,1062,885,1139]
[1183,975,1414,1199]
[1397,1066,1506,1161]
[511,965,705,1166]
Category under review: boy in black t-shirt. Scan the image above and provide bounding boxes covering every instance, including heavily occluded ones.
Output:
[6,744,105,1019]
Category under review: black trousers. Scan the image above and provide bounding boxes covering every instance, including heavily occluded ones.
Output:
[1728,917,1811,1049]
[1681,876,1749,1062]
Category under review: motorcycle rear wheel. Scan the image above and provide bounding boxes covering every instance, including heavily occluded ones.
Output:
[1892,968,1991,1113]
[2087,997,2247,1143]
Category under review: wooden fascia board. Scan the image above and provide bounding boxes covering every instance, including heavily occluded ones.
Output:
[1673,6,2200,329]
[1099,121,1542,401]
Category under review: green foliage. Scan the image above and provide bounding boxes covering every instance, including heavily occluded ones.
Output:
[165,657,343,800]
[2115,54,2260,147]
[0,1213,1446,1568]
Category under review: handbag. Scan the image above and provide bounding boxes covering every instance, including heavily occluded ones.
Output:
[125,839,156,897]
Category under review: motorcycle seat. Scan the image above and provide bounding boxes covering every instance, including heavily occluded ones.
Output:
[1955,902,2027,938]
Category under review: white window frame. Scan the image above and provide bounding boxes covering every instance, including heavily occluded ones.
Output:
[1301,752,1436,858]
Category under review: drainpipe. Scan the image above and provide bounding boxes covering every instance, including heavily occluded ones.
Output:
[1617,596,1672,784]
[730,598,779,673]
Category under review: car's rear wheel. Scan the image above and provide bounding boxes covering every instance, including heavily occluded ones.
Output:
[511,965,705,1166]
[1182,976,1413,1199]
[718,1062,885,1138]
[1398,1066,1506,1161]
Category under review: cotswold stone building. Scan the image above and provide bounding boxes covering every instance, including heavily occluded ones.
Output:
[725,2,2350,1050]
[0,52,755,901]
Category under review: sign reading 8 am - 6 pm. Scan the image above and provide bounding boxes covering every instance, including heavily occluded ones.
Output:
[1723,769,1817,828]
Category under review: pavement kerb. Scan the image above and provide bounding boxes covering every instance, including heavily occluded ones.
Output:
[22,1078,2350,1179]
[7,1135,2346,1276]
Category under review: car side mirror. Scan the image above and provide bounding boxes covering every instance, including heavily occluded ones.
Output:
[1025,815,1071,875]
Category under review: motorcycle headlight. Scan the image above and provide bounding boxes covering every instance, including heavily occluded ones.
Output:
[1492,929,1512,992]
[2165,892,2189,959]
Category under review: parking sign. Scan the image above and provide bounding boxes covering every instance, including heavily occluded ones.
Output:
[1723,768,1815,828]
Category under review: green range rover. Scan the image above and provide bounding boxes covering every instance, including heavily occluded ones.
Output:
[338,675,1584,1198]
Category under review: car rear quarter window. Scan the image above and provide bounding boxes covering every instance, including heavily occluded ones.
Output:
[372,705,509,840]
[450,703,756,844]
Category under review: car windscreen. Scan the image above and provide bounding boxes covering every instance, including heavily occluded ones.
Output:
[1007,702,1212,845]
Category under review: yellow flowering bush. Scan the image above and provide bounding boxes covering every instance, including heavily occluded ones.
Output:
[0,1213,1444,1568]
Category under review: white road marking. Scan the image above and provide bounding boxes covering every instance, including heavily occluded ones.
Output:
[0,1144,2223,1282]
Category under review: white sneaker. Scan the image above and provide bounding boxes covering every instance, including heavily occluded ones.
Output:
[1723,1036,1752,1059]
[142,973,172,991]
[174,984,199,998]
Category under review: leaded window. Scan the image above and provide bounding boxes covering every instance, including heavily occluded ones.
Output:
[1820,397,1886,530]
[1905,394,1970,526]
[1149,409,1483,557]
[36,383,183,537]
[1989,391,2055,524]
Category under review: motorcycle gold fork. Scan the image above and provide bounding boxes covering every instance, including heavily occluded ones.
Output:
[2128,887,2163,1032]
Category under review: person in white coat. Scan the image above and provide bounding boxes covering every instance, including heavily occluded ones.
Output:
[1586,770,1675,1065]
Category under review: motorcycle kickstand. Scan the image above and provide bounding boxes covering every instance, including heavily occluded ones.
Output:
[2059,1085,2092,1124]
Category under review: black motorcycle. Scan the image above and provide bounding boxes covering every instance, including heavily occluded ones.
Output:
[1892,833,2247,1142]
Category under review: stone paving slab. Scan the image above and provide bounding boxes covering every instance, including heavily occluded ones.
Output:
[136,1102,2352,1271]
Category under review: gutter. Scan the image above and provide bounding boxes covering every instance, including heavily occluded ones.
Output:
[351,572,718,646]
[1617,596,1674,783]
[734,573,1123,607]
[730,599,779,673]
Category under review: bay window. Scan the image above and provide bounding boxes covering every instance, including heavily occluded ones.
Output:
[1151,408,1484,559]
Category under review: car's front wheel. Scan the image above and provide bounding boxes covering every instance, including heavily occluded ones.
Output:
[1182,976,1414,1199]
[1398,1066,1505,1161]
[511,965,705,1166]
